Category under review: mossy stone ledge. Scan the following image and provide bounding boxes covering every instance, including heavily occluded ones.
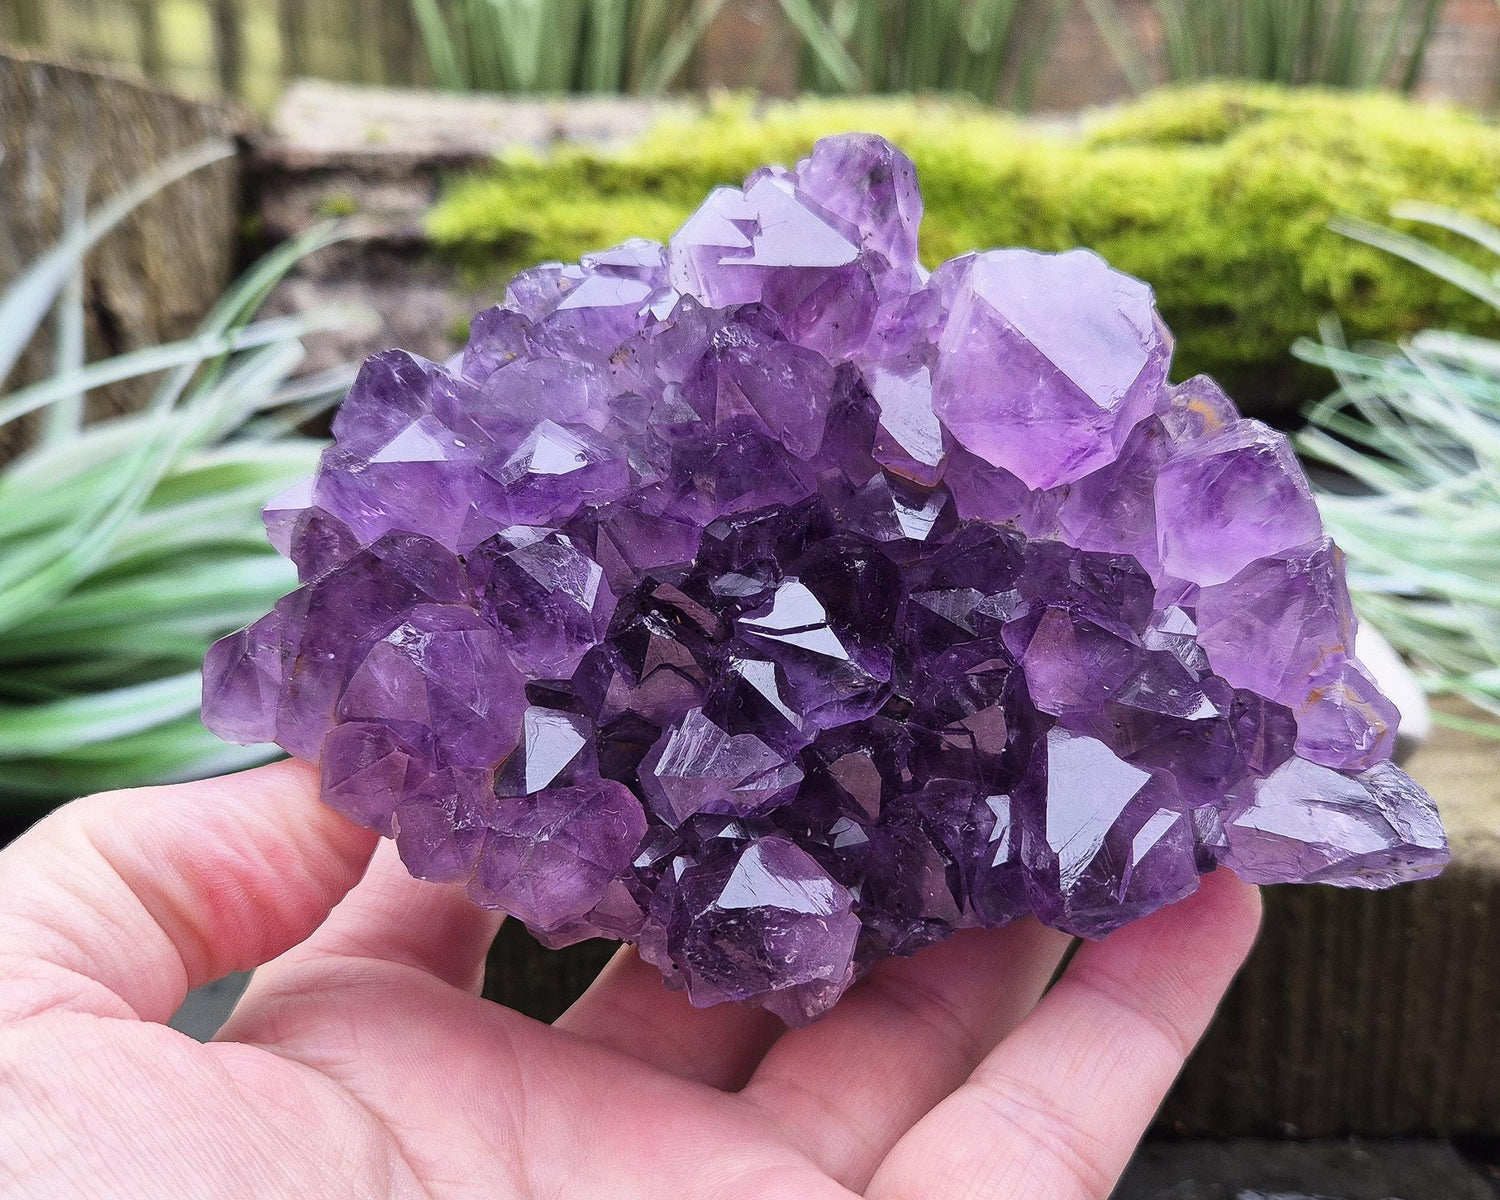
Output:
[429,84,1500,416]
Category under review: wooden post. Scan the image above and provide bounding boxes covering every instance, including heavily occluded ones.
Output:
[210,0,244,96]
[354,0,386,84]
[134,0,166,81]
[277,0,306,80]
[8,0,50,47]
[379,0,419,86]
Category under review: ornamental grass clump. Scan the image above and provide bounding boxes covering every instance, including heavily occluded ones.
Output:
[0,145,355,803]
[1298,204,1500,733]
[410,0,728,94]
[774,0,1069,106]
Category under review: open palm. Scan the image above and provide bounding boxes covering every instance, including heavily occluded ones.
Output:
[0,760,1259,1199]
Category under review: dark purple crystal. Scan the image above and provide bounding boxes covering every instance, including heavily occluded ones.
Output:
[203,133,1448,1024]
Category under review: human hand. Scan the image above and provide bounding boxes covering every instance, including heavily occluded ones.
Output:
[0,760,1259,1199]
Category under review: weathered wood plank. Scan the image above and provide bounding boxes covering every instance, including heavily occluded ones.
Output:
[0,47,244,461]
[1162,700,1500,1136]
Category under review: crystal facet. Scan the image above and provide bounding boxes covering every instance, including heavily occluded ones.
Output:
[204,133,1448,1025]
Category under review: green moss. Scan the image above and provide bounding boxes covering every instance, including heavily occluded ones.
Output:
[317,191,362,219]
[428,85,1500,412]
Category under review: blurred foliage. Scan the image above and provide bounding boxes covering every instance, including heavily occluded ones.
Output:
[0,148,354,804]
[428,83,1500,413]
[775,0,1069,107]
[1081,0,1441,93]
[410,0,727,94]
[1299,206,1500,731]
[409,0,1067,103]
[1,0,287,112]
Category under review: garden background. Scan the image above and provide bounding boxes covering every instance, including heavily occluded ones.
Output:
[5,3,1500,1195]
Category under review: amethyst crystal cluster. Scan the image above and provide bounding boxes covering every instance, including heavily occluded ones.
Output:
[204,134,1448,1023]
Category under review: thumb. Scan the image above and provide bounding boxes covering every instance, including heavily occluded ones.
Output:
[0,759,376,1024]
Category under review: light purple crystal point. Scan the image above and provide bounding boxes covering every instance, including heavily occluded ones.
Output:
[933,249,1171,489]
[659,835,859,1019]
[472,528,616,678]
[467,781,647,933]
[479,417,629,530]
[639,707,803,826]
[1056,416,1170,575]
[668,176,859,310]
[394,767,497,883]
[201,611,285,745]
[321,721,427,836]
[685,322,836,459]
[1194,537,1357,707]
[1022,728,1195,937]
[864,357,949,485]
[1156,420,1322,585]
[1221,758,1447,888]
[337,603,527,770]
[202,131,1448,1025]
[793,133,922,283]
[1163,374,1239,441]
[1294,658,1400,770]
[262,478,314,559]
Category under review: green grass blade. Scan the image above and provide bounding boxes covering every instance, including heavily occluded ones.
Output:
[0,311,348,431]
[10,555,294,641]
[1389,202,1500,260]
[41,180,89,446]
[1082,0,1157,92]
[0,141,234,385]
[777,0,866,92]
[1398,0,1442,93]
[1329,215,1500,310]
[639,0,728,94]
[412,0,467,88]
[0,718,279,801]
[0,673,203,758]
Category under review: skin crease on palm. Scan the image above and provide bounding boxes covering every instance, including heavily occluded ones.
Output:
[0,758,1260,1200]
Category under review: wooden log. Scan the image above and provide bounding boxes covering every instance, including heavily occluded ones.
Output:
[0,47,244,461]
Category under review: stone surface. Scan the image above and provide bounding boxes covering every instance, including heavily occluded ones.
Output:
[204,134,1447,1023]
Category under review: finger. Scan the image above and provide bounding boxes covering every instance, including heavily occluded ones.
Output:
[555,944,784,1089]
[866,870,1262,1200]
[0,759,377,1025]
[742,918,1070,1189]
[222,838,503,1039]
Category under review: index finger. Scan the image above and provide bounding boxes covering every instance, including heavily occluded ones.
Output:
[865,870,1261,1200]
[0,759,377,1025]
